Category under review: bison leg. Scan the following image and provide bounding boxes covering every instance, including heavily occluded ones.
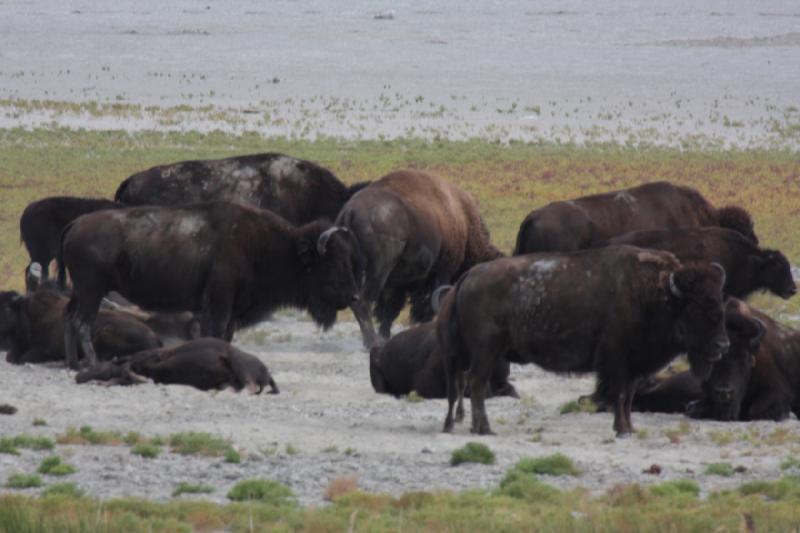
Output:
[199,290,233,340]
[454,371,466,422]
[376,287,406,339]
[351,297,380,349]
[443,367,463,433]
[467,356,495,435]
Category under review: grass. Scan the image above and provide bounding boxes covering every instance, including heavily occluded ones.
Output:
[650,479,700,498]
[285,443,300,456]
[226,479,297,506]
[37,456,77,476]
[781,457,800,470]
[131,443,161,459]
[168,432,235,457]
[0,129,798,325]
[224,448,241,464]
[0,435,55,455]
[450,442,496,466]
[41,483,84,498]
[559,397,598,415]
[172,482,215,498]
[56,426,126,446]
[704,462,735,477]
[5,473,43,489]
[32,418,47,427]
[508,454,580,477]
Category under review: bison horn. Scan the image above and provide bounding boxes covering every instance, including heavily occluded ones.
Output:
[668,273,683,299]
[28,262,42,281]
[317,226,349,255]
[431,285,453,313]
[710,262,727,289]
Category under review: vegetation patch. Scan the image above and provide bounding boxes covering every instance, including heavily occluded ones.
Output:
[0,435,55,455]
[738,477,800,501]
[559,397,598,415]
[169,432,235,457]
[41,483,84,498]
[5,473,43,489]
[227,479,297,507]
[704,462,734,477]
[450,442,496,466]
[131,443,161,459]
[37,456,77,476]
[57,426,126,446]
[650,479,700,498]
[172,482,215,498]
[324,476,359,502]
[781,456,800,471]
[224,448,242,464]
[508,454,580,477]
[32,418,47,427]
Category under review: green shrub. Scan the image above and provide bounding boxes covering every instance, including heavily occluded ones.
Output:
[227,479,297,506]
[41,483,84,498]
[497,470,562,502]
[0,435,55,455]
[5,473,43,489]
[37,456,76,476]
[32,418,47,427]
[739,477,800,501]
[169,432,233,457]
[510,454,580,476]
[650,479,700,498]
[131,443,161,459]
[224,448,241,464]
[450,442,496,466]
[704,463,734,477]
[57,426,124,446]
[172,482,215,497]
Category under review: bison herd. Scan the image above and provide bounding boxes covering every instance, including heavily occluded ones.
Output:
[1,152,798,439]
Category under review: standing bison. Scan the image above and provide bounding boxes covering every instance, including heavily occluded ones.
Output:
[20,196,123,279]
[607,227,795,300]
[115,153,367,225]
[60,201,362,368]
[336,170,502,348]
[438,245,729,437]
[513,181,757,255]
[76,338,279,394]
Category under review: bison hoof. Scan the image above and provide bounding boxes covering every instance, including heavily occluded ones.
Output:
[615,430,633,439]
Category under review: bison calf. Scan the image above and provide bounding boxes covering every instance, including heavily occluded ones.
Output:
[438,246,729,437]
[369,321,517,399]
[76,338,279,394]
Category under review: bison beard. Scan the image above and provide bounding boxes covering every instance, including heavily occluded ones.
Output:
[438,246,728,438]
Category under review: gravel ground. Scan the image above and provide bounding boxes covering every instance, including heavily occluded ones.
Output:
[2,311,799,507]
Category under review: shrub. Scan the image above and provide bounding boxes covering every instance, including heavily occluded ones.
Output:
[57,426,124,446]
[38,456,76,476]
[650,479,700,498]
[705,463,734,477]
[224,448,241,464]
[172,482,214,497]
[169,432,233,457]
[510,454,580,477]
[5,474,42,489]
[739,477,800,501]
[32,418,47,427]
[0,435,55,455]
[497,471,562,502]
[450,442,496,466]
[131,443,161,459]
[41,483,84,498]
[227,479,297,506]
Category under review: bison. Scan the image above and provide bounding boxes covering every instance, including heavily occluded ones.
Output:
[75,338,279,393]
[513,181,757,256]
[607,227,795,300]
[336,170,502,348]
[19,196,123,280]
[115,153,367,226]
[631,300,766,419]
[687,299,800,422]
[437,245,729,437]
[369,321,517,399]
[60,201,363,369]
[0,286,161,365]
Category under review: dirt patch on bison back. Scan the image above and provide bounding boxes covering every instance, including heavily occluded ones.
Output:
[1,311,798,506]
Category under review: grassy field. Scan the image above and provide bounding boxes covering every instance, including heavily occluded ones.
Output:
[1,127,798,318]
[2,475,800,532]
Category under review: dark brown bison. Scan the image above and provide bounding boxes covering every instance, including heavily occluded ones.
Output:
[336,170,502,348]
[607,227,795,300]
[369,321,517,399]
[19,196,123,280]
[438,246,729,437]
[60,201,363,368]
[631,299,766,419]
[513,181,757,255]
[76,338,278,394]
[687,299,800,421]
[115,153,367,226]
[0,287,161,365]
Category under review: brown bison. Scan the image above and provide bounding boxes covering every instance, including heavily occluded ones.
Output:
[60,201,363,368]
[76,338,278,394]
[631,299,766,419]
[607,227,795,300]
[115,153,367,226]
[336,170,502,348]
[0,286,160,365]
[369,321,517,399]
[513,181,757,255]
[19,196,123,280]
[438,246,729,437]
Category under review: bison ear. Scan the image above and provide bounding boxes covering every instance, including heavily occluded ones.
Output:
[296,237,318,268]
[747,318,767,351]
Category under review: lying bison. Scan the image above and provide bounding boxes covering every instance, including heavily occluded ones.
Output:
[76,338,278,394]
[631,299,766,419]
[369,321,517,399]
[20,196,123,279]
[60,201,362,368]
[438,245,729,437]
[607,227,795,300]
[0,286,160,365]
[513,181,757,255]
[336,170,502,348]
[115,153,367,226]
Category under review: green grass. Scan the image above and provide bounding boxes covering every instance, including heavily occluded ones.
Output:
[0,435,55,455]
[781,456,800,470]
[739,477,800,501]
[650,479,700,498]
[284,443,300,456]
[450,442,496,466]
[131,443,161,459]
[57,426,126,446]
[37,456,77,476]
[172,482,215,498]
[41,483,84,498]
[224,448,241,464]
[5,473,43,489]
[168,432,235,457]
[508,454,580,477]
[705,462,735,477]
[559,397,598,415]
[226,479,297,506]
[32,418,47,427]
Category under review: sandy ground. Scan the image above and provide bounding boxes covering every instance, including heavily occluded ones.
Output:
[1,311,799,506]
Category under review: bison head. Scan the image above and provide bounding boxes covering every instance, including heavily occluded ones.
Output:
[297,224,364,329]
[669,263,729,380]
[700,307,765,421]
[751,249,796,300]
[0,291,27,354]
